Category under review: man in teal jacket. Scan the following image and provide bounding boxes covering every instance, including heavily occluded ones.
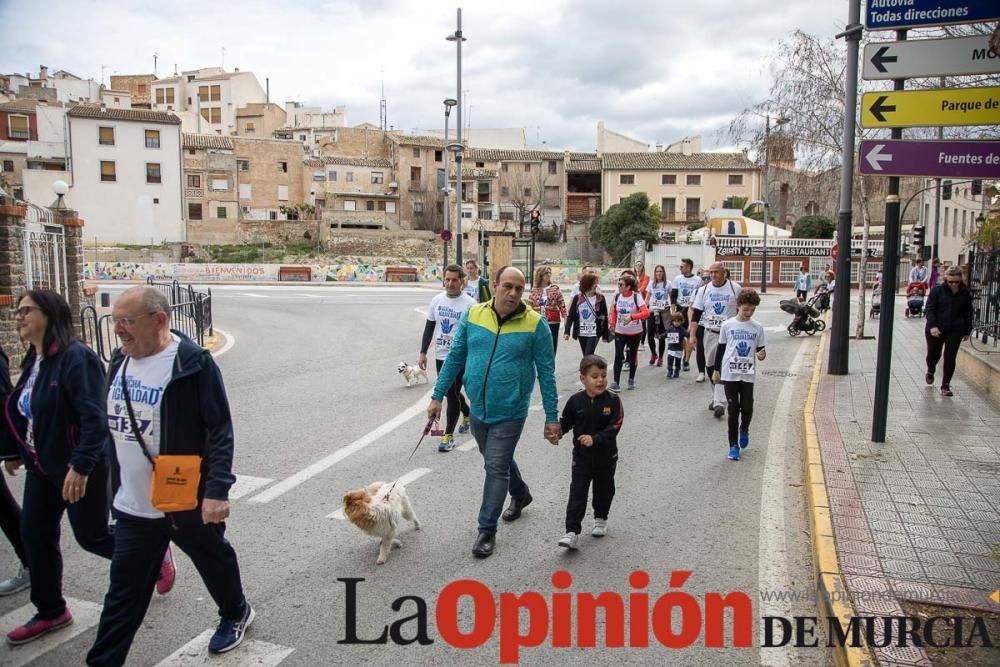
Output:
[429,266,560,558]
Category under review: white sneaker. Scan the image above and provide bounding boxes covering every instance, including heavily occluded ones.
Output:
[695,372,706,383]
[0,566,29,596]
[592,519,607,537]
[558,532,580,550]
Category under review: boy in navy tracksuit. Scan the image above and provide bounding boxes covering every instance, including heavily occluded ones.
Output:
[555,355,624,550]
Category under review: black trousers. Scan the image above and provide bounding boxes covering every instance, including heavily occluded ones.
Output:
[87,510,247,667]
[436,358,469,435]
[0,472,26,566]
[613,333,641,383]
[549,322,560,356]
[565,453,617,534]
[797,289,808,301]
[723,381,755,445]
[666,353,682,375]
[925,330,964,388]
[578,336,599,357]
[695,326,706,372]
[646,312,666,358]
[22,465,115,619]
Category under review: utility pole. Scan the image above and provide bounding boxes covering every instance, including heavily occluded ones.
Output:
[447,9,466,265]
[761,116,772,294]
[829,0,863,376]
[932,77,945,261]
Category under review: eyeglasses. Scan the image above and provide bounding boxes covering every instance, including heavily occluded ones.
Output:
[13,305,41,318]
[946,279,961,285]
[112,312,156,328]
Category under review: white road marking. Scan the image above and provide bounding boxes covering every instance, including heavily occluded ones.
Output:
[414,307,428,316]
[328,467,432,519]
[211,328,235,359]
[758,337,810,667]
[247,392,433,504]
[0,598,103,667]
[154,629,293,666]
[236,292,270,298]
[290,293,322,298]
[228,475,274,501]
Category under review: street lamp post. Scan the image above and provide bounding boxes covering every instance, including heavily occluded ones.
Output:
[447,9,467,265]
[761,114,789,294]
[442,98,457,267]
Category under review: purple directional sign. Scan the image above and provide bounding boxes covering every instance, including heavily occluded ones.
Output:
[858,139,1000,178]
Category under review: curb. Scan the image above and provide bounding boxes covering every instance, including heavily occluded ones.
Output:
[202,333,220,353]
[803,324,875,667]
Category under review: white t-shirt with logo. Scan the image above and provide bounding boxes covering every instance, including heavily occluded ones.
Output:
[464,279,479,301]
[107,335,180,519]
[16,357,41,454]
[796,274,810,291]
[693,280,742,331]
[647,281,670,311]
[428,292,476,361]
[575,293,601,338]
[671,274,703,309]
[718,318,767,383]
[613,292,646,336]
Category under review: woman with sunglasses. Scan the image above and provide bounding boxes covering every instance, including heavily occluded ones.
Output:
[1,290,116,645]
[609,273,649,391]
[924,266,973,397]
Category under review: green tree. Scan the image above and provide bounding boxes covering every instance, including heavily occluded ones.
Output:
[589,192,658,261]
[792,215,836,239]
[726,195,764,221]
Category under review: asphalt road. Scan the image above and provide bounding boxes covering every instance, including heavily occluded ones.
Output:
[0,284,832,666]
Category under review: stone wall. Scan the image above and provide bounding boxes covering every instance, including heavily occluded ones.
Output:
[0,197,26,368]
[237,219,322,245]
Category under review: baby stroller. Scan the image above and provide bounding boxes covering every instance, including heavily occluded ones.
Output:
[780,299,825,336]
[869,284,881,319]
[809,286,830,313]
[905,282,927,318]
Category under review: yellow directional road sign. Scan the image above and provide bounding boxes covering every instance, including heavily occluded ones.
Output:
[860,86,1000,128]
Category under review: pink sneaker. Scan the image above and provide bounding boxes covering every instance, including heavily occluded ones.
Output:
[6,609,73,645]
[156,546,176,595]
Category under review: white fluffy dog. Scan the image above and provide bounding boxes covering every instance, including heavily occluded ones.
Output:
[398,361,429,387]
[342,481,421,564]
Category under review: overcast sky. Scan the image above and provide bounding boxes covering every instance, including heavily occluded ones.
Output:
[2,0,848,152]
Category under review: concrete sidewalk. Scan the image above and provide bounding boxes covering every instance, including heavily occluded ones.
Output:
[811,295,1000,666]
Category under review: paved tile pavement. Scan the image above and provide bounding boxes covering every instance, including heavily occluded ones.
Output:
[814,295,1000,667]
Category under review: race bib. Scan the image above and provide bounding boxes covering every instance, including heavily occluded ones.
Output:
[436,318,457,349]
[579,301,597,336]
[650,290,667,310]
[666,332,679,344]
[729,340,755,375]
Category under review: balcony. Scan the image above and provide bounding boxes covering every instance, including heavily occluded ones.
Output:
[659,211,703,223]
[9,129,30,140]
[408,182,425,192]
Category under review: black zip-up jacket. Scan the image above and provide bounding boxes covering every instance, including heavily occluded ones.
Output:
[925,284,973,336]
[559,389,624,459]
[106,332,236,501]
[564,292,609,340]
[1,341,109,478]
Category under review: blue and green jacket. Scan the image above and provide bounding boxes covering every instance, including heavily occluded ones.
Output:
[433,299,559,425]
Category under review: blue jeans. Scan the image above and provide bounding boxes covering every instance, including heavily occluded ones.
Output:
[470,417,528,534]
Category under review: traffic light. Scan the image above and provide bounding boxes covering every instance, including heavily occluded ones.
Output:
[972,179,983,196]
[912,226,924,247]
[942,180,952,201]
[530,209,541,233]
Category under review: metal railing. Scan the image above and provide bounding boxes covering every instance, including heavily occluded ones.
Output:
[969,247,1000,349]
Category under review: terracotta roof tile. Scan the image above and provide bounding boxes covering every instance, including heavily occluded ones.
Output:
[67,105,181,125]
[182,133,234,150]
[467,148,564,161]
[0,99,40,112]
[601,152,757,171]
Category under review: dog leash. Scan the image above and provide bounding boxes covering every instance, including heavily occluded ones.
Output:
[382,418,437,500]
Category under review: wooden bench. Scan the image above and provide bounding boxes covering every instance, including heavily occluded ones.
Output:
[384,266,419,283]
[278,266,312,282]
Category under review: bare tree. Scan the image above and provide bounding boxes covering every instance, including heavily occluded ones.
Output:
[499,163,557,233]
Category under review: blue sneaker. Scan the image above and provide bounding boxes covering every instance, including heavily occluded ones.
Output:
[208,604,254,654]
[438,434,455,452]
[738,431,749,449]
[728,446,740,461]
[458,416,470,434]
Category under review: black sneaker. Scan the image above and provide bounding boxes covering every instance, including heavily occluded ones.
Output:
[683,361,690,372]
[208,604,255,654]
[502,492,533,521]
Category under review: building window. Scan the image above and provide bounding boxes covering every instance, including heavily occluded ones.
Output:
[328,171,337,181]
[346,172,354,182]
[200,108,222,124]
[660,197,676,216]
[214,206,226,219]
[410,166,421,181]
[372,171,384,184]
[1,160,13,172]
[98,126,115,146]
[237,159,249,172]
[728,174,743,186]
[146,163,162,184]
[155,88,175,105]
[524,188,532,198]
[245,121,255,133]
[478,181,491,203]
[187,174,201,188]
[386,201,396,213]
[502,163,509,172]
[210,177,228,191]
[144,129,160,148]
[524,163,531,173]
[366,200,375,211]
[620,174,635,185]
[662,174,676,185]
[313,171,326,181]
[138,84,148,95]
[479,209,493,220]
[722,261,745,282]
[344,199,356,211]
[435,150,442,162]
[749,261,763,284]
[686,174,702,186]
[413,148,421,158]
[188,203,202,220]
[779,261,803,283]
[239,184,251,200]
[500,211,514,220]
[278,185,289,201]
[501,186,510,198]
[100,160,116,182]
[413,201,424,214]
[300,134,306,141]
[462,210,473,219]
[548,161,557,174]
[279,161,288,173]
[198,85,221,102]
[685,197,701,219]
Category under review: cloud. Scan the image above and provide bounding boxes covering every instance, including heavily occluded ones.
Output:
[1,0,847,151]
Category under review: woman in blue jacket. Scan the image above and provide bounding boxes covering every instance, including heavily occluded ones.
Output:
[1,290,115,646]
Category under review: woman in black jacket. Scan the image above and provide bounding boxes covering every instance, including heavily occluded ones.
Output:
[0,344,29,596]
[564,273,609,358]
[1,290,115,645]
[924,266,974,397]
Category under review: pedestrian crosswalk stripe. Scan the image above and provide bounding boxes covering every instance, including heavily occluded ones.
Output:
[0,597,103,667]
[327,467,432,519]
[154,629,293,666]
[228,475,274,501]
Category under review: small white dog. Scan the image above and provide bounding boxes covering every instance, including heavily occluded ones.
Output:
[398,361,429,387]
[342,481,421,564]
